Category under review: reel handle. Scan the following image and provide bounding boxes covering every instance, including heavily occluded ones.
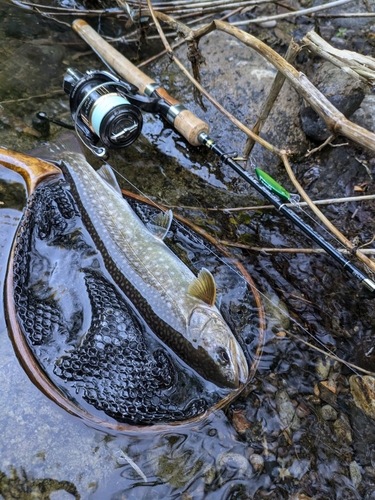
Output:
[72,19,210,146]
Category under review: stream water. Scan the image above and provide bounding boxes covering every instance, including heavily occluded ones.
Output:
[1,1,375,499]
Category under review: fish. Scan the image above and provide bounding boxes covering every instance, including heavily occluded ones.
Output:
[10,172,209,425]
[32,134,249,389]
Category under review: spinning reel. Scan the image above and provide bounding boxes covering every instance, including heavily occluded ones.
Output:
[63,68,164,158]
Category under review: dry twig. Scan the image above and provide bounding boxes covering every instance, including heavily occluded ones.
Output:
[219,242,375,255]
[230,0,355,26]
[302,30,375,86]
[165,193,375,212]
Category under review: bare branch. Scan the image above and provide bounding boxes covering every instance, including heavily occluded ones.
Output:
[302,30,375,86]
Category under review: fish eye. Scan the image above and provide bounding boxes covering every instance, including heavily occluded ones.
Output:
[217,348,230,365]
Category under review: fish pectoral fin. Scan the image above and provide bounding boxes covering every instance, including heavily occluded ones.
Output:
[187,268,217,307]
[97,163,122,196]
[147,209,173,240]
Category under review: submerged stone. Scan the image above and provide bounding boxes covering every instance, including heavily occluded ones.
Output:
[350,375,375,420]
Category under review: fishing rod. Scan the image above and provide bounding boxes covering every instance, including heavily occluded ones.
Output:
[70,19,375,294]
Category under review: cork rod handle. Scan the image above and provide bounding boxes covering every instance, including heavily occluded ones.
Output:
[72,19,209,146]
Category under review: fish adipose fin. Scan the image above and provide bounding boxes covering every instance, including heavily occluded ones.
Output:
[187,268,217,307]
[147,209,173,240]
[97,164,123,196]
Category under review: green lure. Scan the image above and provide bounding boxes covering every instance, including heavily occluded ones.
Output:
[255,168,290,202]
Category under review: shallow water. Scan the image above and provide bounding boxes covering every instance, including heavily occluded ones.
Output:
[1,1,375,499]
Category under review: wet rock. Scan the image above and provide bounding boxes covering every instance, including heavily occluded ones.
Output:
[275,388,300,431]
[289,494,316,500]
[321,404,338,421]
[315,356,331,381]
[333,414,353,446]
[263,292,290,333]
[316,381,337,407]
[203,465,216,487]
[249,453,264,474]
[295,401,310,419]
[349,460,362,489]
[327,0,375,32]
[350,375,375,420]
[300,61,365,142]
[216,452,252,481]
[352,95,375,134]
[289,458,311,480]
[0,43,65,99]
[148,440,204,489]
[231,409,251,436]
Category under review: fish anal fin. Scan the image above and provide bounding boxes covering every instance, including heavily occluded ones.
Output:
[147,209,173,240]
[97,164,122,195]
[187,268,216,307]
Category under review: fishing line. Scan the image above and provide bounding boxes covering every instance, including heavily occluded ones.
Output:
[285,196,375,281]
[246,156,360,265]
[287,195,369,271]
[110,165,362,376]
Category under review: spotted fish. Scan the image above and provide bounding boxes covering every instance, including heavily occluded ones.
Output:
[11,177,208,425]
[33,134,249,388]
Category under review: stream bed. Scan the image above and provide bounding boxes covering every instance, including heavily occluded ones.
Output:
[1,1,375,499]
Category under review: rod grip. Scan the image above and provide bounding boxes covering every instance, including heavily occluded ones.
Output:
[72,19,209,146]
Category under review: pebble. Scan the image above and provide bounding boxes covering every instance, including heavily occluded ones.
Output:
[231,409,251,436]
[249,453,264,474]
[321,404,338,421]
[296,402,310,419]
[333,414,353,446]
[263,293,290,333]
[317,381,337,407]
[257,20,277,28]
[350,375,375,420]
[275,389,300,431]
[349,460,362,489]
[217,453,250,475]
[315,357,331,381]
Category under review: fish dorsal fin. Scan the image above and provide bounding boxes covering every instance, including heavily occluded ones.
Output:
[97,164,122,196]
[187,268,216,307]
[147,209,173,240]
